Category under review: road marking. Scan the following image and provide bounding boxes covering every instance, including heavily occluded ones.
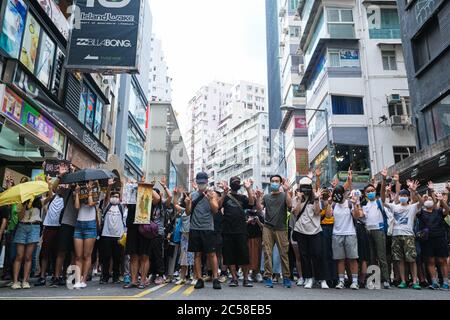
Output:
[182,285,195,296]
[156,284,185,299]
[133,283,167,298]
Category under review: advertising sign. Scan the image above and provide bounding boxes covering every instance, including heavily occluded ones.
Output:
[1,87,23,123]
[134,183,153,224]
[339,50,359,68]
[294,115,308,137]
[38,0,70,40]
[36,31,56,88]
[66,0,144,73]
[0,0,27,58]
[20,14,41,73]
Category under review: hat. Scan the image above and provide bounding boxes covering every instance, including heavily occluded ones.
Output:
[195,172,209,184]
[299,177,312,185]
[230,176,241,184]
[399,189,410,196]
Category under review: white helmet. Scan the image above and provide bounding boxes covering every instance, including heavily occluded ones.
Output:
[299,177,312,185]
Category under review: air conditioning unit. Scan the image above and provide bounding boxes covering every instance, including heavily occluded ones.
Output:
[390,115,411,127]
[388,94,401,104]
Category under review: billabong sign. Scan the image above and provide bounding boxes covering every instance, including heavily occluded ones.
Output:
[66,0,143,73]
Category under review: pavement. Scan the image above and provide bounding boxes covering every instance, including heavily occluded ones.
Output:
[0,277,450,300]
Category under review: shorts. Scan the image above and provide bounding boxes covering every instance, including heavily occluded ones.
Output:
[332,234,358,260]
[355,223,371,262]
[57,224,75,252]
[40,226,60,258]
[391,235,417,262]
[421,236,449,259]
[180,233,194,266]
[188,230,217,254]
[125,225,150,256]
[13,223,40,245]
[74,220,97,240]
[222,233,249,266]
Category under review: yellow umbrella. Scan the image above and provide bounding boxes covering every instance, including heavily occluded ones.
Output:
[0,181,49,207]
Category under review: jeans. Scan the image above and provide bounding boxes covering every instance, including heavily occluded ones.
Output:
[260,245,281,274]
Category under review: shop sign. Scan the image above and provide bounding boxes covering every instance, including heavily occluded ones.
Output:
[1,86,23,123]
[37,0,70,40]
[0,0,27,59]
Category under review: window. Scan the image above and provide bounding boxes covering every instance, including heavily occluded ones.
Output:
[212,115,216,121]
[393,146,416,163]
[327,8,355,38]
[128,84,146,133]
[381,50,397,70]
[413,16,442,71]
[368,8,400,39]
[77,84,103,135]
[335,145,370,172]
[290,0,299,11]
[328,49,360,68]
[126,125,144,168]
[423,93,450,143]
[331,96,364,115]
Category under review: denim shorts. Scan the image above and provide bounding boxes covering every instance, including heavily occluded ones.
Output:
[74,220,97,240]
[14,223,41,244]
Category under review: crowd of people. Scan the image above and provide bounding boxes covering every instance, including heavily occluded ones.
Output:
[0,165,449,292]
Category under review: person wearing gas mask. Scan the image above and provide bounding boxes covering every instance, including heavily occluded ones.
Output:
[417,182,450,290]
[218,177,255,287]
[380,169,422,290]
[99,179,126,284]
[186,172,221,290]
[361,180,391,289]
[256,175,292,289]
[292,177,328,289]
[325,185,361,290]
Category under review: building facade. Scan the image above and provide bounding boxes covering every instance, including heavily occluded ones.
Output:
[148,35,172,103]
[298,0,416,186]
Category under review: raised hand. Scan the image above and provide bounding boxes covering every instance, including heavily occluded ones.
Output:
[314,188,323,200]
[393,172,400,182]
[409,180,420,191]
[108,178,114,187]
[75,184,81,194]
[427,181,434,190]
[380,167,388,178]
[255,189,264,199]
[347,166,353,180]
[331,178,339,189]
[206,189,216,201]
[282,178,290,192]
[191,181,198,191]
[244,179,253,190]
[436,193,444,201]
[315,167,322,177]
[184,193,192,206]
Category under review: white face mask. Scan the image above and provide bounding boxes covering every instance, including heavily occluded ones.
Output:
[424,200,434,209]
[110,197,120,205]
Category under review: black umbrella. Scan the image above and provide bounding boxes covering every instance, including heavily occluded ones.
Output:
[60,169,117,184]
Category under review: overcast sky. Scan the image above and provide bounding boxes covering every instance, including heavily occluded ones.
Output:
[149,0,268,128]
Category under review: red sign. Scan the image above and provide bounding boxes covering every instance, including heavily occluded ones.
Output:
[294,116,307,129]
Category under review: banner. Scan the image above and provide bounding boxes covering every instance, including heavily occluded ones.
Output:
[20,14,41,73]
[66,0,143,73]
[0,0,27,58]
[134,183,152,224]
[43,160,71,177]
[1,87,23,123]
[123,182,137,204]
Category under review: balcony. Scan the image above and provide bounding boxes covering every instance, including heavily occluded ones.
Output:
[369,28,401,39]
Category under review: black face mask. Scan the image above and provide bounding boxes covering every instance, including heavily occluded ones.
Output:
[332,192,344,203]
[230,182,241,192]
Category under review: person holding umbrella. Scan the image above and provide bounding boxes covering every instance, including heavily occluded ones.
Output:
[73,181,98,289]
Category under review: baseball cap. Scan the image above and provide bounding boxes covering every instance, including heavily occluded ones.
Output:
[399,189,410,196]
[195,172,209,184]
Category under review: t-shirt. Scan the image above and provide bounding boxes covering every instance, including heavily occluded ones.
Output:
[77,204,97,222]
[60,189,78,227]
[418,208,447,238]
[222,193,251,234]
[385,202,420,236]
[247,213,264,238]
[151,202,166,236]
[294,203,322,235]
[362,200,385,231]
[263,192,288,231]
[181,211,190,233]
[332,200,356,236]
[102,204,125,238]
[21,208,42,223]
[190,191,214,231]
[43,195,64,227]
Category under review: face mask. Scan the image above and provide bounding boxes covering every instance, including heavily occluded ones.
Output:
[230,182,241,192]
[367,192,376,201]
[424,200,434,209]
[110,197,120,205]
[332,192,344,203]
[197,183,207,191]
[270,183,280,192]
[399,197,409,204]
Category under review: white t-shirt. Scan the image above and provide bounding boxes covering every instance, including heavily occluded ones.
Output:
[294,203,322,235]
[44,195,64,227]
[362,200,385,231]
[384,202,420,236]
[77,204,97,222]
[21,207,42,223]
[332,200,356,236]
[102,204,125,238]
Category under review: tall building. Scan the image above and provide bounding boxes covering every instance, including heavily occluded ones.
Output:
[390,0,450,183]
[185,81,233,183]
[206,81,271,189]
[114,2,153,180]
[299,0,416,187]
[148,35,172,102]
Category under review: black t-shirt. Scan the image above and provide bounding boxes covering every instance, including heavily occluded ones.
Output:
[247,213,264,238]
[213,209,223,233]
[418,208,447,238]
[221,194,252,234]
[126,204,136,228]
[0,205,10,221]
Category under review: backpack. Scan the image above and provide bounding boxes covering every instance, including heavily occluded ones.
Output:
[101,203,126,234]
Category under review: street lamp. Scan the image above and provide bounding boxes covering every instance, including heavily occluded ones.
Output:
[280,104,334,183]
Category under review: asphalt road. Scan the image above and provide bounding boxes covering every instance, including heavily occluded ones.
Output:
[0,277,449,300]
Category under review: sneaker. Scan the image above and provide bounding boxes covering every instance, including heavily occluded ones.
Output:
[49,277,59,288]
[219,275,227,283]
[229,279,239,287]
[175,279,186,285]
[398,281,408,289]
[441,283,449,291]
[138,282,146,289]
[165,276,173,284]
[283,278,291,288]
[335,281,345,289]
[190,279,197,286]
[35,277,46,287]
[194,279,205,289]
[304,278,314,289]
[113,277,121,284]
[154,276,164,285]
[203,275,212,282]
[243,280,253,287]
[73,282,83,289]
[21,281,31,289]
[350,282,360,290]
[11,282,22,290]
[123,282,139,289]
[213,279,222,290]
[383,281,391,289]
[264,278,273,288]
[255,273,264,283]
[80,282,87,288]
[247,275,254,283]
[429,282,440,290]
[321,280,329,289]
[58,276,66,286]
[99,277,108,285]
[296,278,305,286]
[412,282,421,290]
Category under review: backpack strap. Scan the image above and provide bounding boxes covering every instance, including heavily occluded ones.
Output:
[190,193,205,218]
[376,199,388,233]
[227,193,246,215]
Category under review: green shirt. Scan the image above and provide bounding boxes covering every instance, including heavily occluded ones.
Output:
[7,204,18,232]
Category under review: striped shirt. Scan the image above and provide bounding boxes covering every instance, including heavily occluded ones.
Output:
[43,195,64,227]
